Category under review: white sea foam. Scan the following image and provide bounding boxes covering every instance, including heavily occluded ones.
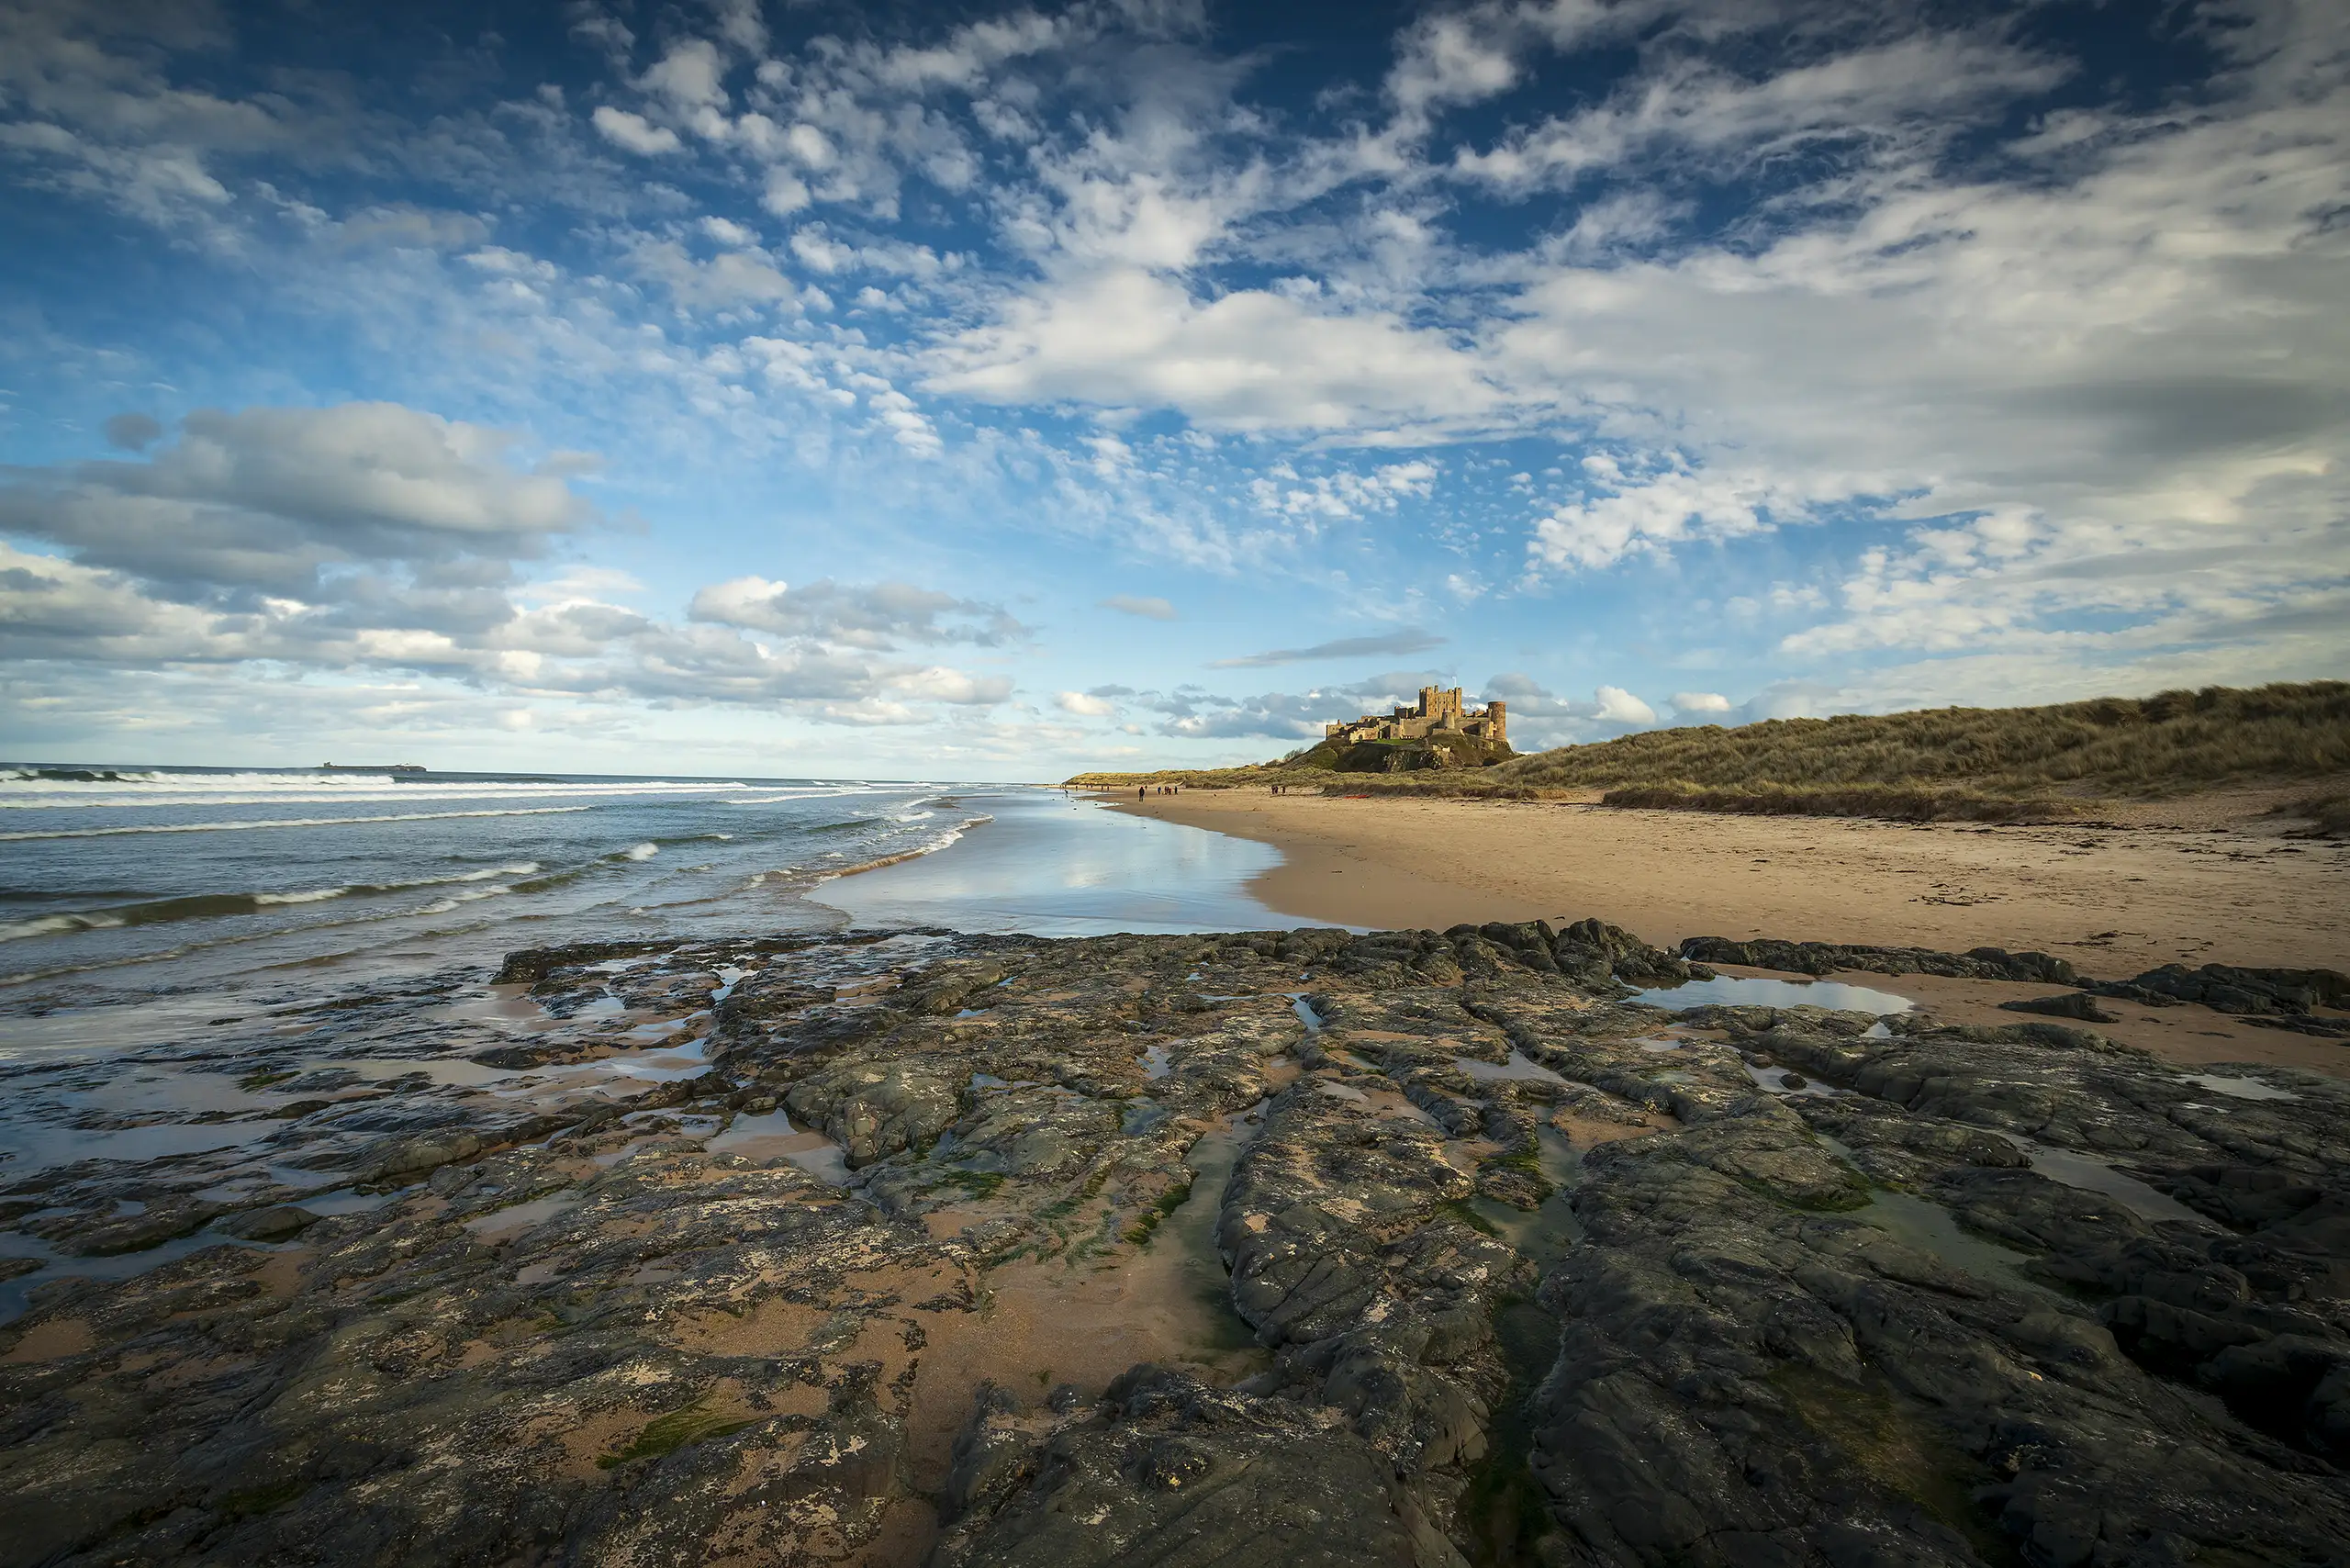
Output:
[725,789,877,805]
[802,813,993,883]
[252,887,352,906]
[0,806,593,842]
[0,863,549,944]
[0,912,131,942]
[412,885,515,915]
[0,778,758,809]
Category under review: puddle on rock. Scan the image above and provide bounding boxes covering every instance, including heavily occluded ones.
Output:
[0,1119,275,1175]
[1745,1063,1847,1099]
[1464,1126,1587,1271]
[1813,1134,2064,1300]
[2016,1144,2210,1227]
[589,1036,712,1083]
[1137,1045,1171,1080]
[0,1217,301,1322]
[705,1108,851,1184]
[464,1191,581,1238]
[1636,976,1915,1014]
[340,1056,519,1089]
[1464,1290,1563,1563]
[1162,1118,1270,1364]
[1453,1049,1567,1086]
[2182,1073,2297,1103]
[1852,1186,2062,1301]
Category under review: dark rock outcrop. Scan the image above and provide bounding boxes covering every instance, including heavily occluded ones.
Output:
[1681,936,2081,985]
[2088,961,2350,1016]
[6,925,2347,1568]
[1999,991,2121,1023]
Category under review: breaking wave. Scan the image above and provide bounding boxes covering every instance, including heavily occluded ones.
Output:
[0,864,542,944]
[0,806,594,842]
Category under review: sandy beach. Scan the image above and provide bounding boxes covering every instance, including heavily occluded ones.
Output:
[1109,788,2350,1075]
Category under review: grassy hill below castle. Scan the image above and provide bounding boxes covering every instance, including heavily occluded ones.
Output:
[1065,681,2350,827]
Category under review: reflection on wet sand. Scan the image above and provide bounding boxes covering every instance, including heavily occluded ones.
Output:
[822,792,1292,935]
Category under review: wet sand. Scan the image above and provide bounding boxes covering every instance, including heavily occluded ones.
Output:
[1105,790,2350,1079]
[1106,790,2350,975]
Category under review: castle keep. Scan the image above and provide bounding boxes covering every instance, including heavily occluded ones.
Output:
[1326,687,1508,746]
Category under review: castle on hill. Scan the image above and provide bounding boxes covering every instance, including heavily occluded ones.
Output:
[1325,687,1507,746]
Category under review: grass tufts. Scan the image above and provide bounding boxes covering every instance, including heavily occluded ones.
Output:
[1067,682,2350,821]
[1495,682,2350,802]
[1594,783,2076,822]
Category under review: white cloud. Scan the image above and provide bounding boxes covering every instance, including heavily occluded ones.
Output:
[1249,461,1438,521]
[1594,685,1657,724]
[1454,34,2067,192]
[0,405,1024,723]
[1486,15,2350,688]
[0,403,594,606]
[1528,459,1813,572]
[1213,630,1447,669]
[629,241,798,306]
[1670,690,1732,714]
[642,39,727,116]
[1387,9,1522,124]
[892,666,1013,705]
[1056,689,1116,716]
[0,0,300,233]
[591,106,683,156]
[1486,674,1667,739]
[924,268,1502,434]
[8,0,2347,765]
[688,577,1023,648]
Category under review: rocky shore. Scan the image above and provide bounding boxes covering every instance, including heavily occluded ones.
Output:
[4,922,2348,1566]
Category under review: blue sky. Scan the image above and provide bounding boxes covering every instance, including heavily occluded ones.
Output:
[2,0,2344,779]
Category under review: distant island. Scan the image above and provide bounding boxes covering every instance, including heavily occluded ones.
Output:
[1068,680,2350,827]
[319,762,428,773]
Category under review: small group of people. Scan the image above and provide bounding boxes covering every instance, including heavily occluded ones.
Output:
[1137,784,1180,799]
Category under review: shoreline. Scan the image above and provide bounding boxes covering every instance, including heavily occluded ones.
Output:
[1104,787,2350,1077]
[1102,788,2350,969]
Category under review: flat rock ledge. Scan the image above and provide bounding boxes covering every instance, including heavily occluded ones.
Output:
[4,923,2348,1568]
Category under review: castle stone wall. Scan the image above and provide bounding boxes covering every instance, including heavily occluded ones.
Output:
[1323,687,1508,746]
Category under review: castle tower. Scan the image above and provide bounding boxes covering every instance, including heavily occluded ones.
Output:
[1487,700,1506,743]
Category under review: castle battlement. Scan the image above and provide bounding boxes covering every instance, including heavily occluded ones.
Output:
[1324,686,1507,747]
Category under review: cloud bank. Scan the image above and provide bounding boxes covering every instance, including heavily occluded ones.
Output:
[0,0,2342,771]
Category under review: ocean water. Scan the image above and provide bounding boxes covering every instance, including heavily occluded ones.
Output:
[0,764,1292,1018]
[0,765,1002,1003]
[0,766,1300,1316]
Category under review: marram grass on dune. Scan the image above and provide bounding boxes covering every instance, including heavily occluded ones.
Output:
[1068,682,2350,823]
